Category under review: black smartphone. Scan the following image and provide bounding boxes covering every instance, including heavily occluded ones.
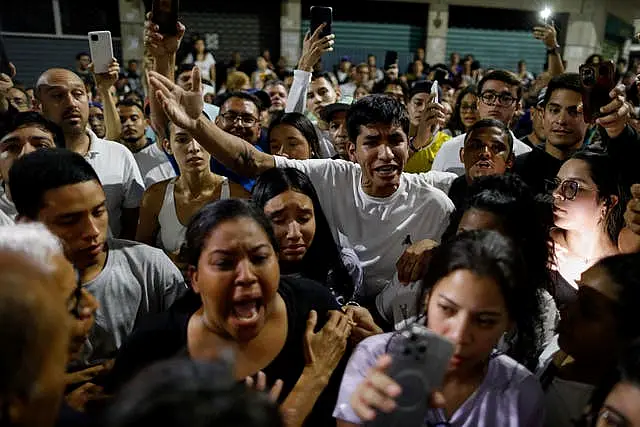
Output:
[0,34,12,76]
[152,0,180,36]
[580,60,616,124]
[366,325,454,427]
[310,6,333,38]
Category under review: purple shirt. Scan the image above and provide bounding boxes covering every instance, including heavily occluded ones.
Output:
[333,333,545,427]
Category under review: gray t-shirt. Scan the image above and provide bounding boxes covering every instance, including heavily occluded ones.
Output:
[78,238,186,366]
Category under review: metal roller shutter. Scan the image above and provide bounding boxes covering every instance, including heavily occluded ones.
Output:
[446,28,546,75]
[301,20,425,69]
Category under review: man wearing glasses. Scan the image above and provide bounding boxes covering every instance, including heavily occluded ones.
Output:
[212,91,265,191]
[432,70,532,175]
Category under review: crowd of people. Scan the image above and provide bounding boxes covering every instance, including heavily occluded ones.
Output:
[1,9,640,427]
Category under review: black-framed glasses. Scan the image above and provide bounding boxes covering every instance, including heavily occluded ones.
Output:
[546,178,596,201]
[220,112,259,127]
[479,91,517,106]
[67,269,83,319]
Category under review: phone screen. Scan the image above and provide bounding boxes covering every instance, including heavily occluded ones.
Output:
[310,6,333,38]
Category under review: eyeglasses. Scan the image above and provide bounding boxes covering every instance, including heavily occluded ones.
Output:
[220,112,259,127]
[479,91,517,106]
[66,269,84,319]
[546,178,596,201]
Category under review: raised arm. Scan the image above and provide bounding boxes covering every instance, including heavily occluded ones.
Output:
[149,70,275,177]
[533,24,564,77]
[285,24,334,114]
[92,59,122,141]
[144,12,185,140]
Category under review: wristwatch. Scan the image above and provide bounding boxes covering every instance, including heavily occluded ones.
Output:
[546,45,560,55]
[408,137,419,153]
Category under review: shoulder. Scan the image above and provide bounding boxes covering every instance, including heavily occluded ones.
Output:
[512,136,533,155]
[488,354,544,395]
[279,275,340,310]
[108,238,174,267]
[145,178,171,198]
[401,173,455,210]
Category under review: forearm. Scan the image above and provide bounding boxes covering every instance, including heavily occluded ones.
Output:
[285,70,311,114]
[151,54,176,139]
[281,367,330,427]
[98,86,122,141]
[618,227,640,254]
[547,52,564,76]
[193,115,275,177]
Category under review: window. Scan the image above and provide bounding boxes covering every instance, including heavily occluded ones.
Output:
[59,0,120,36]
[1,1,55,33]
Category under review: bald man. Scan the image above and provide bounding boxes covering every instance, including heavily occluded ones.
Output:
[35,68,144,239]
[0,250,70,427]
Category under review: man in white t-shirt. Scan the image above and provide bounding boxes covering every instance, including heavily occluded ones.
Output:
[10,149,186,368]
[35,68,145,239]
[432,70,532,175]
[150,69,455,300]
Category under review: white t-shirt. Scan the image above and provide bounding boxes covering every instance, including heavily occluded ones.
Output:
[133,142,176,188]
[432,130,532,175]
[273,157,455,297]
[184,52,216,83]
[0,183,17,221]
[86,130,145,237]
[0,207,13,226]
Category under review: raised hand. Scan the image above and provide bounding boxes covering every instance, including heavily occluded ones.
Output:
[597,84,631,139]
[396,239,439,284]
[91,58,120,91]
[144,12,186,58]
[533,24,559,49]
[0,63,16,94]
[149,68,203,130]
[298,24,335,72]
[414,94,447,151]
[344,305,383,345]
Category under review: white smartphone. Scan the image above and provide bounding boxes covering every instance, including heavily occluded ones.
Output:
[88,31,113,74]
[431,80,440,134]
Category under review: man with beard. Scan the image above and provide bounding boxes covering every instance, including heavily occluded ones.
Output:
[117,99,175,187]
[35,68,144,239]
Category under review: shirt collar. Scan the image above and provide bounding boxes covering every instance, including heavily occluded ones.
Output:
[85,128,101,159]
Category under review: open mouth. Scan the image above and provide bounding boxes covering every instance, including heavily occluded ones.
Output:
[231,299,263,325]
[374,165,398,175]
[474,161,493,169]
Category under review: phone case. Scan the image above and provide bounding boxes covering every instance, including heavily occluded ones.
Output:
[153,0,180,35]
[88,31,113,74]
[580,61,616,124]
[366,325,455,427]
[310,6,333,38]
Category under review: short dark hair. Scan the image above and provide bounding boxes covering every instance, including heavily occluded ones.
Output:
[9,149,101,220]
[176,63,194,78]
[218,91,264,113]
[1,112,65,148]
[311,72,335,88]
[116,98,144,114]
[76,52,90,60]
[267,112,320,157]
[106,358,283,427]
[542,73,582,107]
[478,70,523,101]
[346,94,410,142]
[463,118,514,153]
[183,199,278,268]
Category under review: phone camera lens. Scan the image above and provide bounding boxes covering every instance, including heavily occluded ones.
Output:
[91,35,99,41]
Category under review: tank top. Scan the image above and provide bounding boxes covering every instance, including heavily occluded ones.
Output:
[159,177,230,253]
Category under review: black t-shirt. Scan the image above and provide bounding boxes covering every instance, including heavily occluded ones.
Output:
[513,146,563,196]
[104,276,344,427]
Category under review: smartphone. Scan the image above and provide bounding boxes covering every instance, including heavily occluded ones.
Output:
[580,60,616,124]
[310,6,333,38]
[366,325,454,427]
[431,81,441,134]
[152,0,180,36]
[0,34,12,76]
[88,31,114,74]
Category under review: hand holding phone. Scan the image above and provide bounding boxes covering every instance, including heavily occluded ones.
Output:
[364,325,454,427]
[580,60,616,124]
[310,6,333,39]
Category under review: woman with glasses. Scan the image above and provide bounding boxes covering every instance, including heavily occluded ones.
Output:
[267,112,321,160]
[446,85,479,137]
[136,122,249,265]
[549,151,629,292]
[335,231,544,427]
[536,252,640,427]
